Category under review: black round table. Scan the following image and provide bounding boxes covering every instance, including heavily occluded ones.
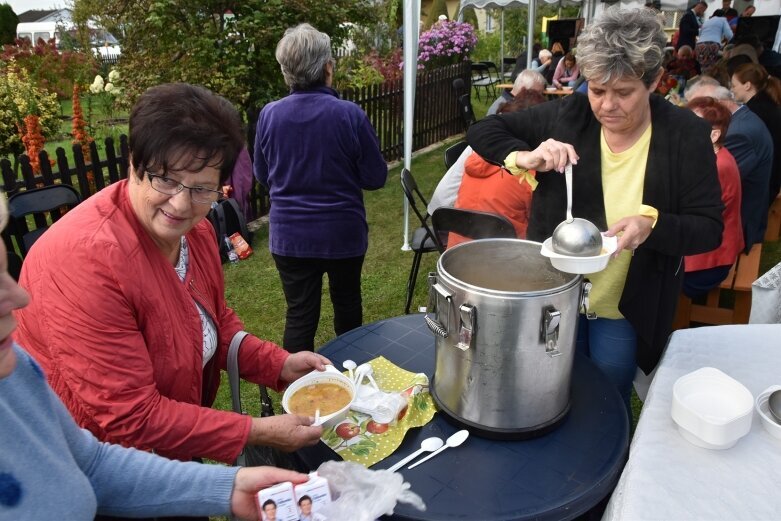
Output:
[298,314,629,521]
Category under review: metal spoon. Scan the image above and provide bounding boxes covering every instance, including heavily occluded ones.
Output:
[768,390,781,424]
[386,436,444,472]
[408,429,469,470]
[551,164,602,257]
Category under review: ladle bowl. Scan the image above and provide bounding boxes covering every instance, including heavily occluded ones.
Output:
[551,164,603,257]
[768,390,781,424]
[552,218,603,256]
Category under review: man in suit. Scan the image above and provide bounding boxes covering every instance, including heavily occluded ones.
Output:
[687,81,773,251]
[677,1,707,50]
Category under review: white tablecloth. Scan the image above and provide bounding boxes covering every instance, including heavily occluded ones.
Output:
[603,324,781,521]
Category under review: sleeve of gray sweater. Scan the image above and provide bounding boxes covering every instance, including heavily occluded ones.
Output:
[0,345,239,519]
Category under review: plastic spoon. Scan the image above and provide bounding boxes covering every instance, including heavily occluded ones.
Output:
[343,360,357,382]
[313,408,321,426]
[408,429,469,470]
[386,437,444,473]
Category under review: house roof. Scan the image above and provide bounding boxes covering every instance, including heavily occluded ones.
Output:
[17,9,72,24]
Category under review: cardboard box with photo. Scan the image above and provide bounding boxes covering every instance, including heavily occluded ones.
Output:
[257,481,299,521]
[294,474,332,520]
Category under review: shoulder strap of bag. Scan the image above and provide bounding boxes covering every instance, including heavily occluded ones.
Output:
[228,330,250,414]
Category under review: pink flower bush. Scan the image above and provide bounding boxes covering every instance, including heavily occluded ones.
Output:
[417,21,477,69]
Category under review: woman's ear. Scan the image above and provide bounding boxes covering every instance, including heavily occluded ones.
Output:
[710,128,721,145]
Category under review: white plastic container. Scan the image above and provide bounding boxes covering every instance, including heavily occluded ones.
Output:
[755,385,781,440]
[671,367,754,450]
[540,234,617,274]
[282,365,355,429]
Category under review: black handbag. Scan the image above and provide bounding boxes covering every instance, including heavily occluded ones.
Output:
[227,331,305,470]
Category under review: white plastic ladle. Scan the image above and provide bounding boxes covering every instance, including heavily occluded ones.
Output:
[407,430,469,470]
[386,436,444,473]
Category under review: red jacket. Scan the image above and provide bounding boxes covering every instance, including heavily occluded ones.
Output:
[15,180,289,463]
[685,147,744,271]
[449,152,533,247]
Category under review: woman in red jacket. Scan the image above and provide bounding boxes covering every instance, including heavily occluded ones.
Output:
[683,96,744,296]
[14,84,329,483]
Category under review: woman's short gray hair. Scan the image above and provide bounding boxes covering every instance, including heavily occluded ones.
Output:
[275,23,333,90]
[576,8,666,87]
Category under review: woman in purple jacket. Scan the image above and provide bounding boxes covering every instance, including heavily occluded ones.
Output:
[254,24,387,352]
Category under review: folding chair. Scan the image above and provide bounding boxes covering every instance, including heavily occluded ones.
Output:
[444,141,469,170]
[471,63,496,101]
[400,168,445,314]
[431,207,517,248]
[7,184,81,257]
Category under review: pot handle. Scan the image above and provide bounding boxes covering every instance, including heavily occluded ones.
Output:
[424,273,451,338]
[541,307,562,358]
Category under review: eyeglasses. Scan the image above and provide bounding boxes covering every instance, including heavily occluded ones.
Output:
[146,172,224,205]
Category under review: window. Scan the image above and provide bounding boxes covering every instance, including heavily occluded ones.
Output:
[485,13,494,32]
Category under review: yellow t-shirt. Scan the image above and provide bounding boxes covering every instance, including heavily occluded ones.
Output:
[587,124,652,319]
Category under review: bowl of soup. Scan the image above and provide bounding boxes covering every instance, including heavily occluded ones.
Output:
[282,365,355,428]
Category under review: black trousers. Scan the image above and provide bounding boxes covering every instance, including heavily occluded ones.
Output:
[272,254,365,352]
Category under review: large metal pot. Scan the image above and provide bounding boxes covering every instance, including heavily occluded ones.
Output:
[425,239,587,439]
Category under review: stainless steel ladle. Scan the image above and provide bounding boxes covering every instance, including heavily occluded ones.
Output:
[768,390,781,424]
[551,164,602,257]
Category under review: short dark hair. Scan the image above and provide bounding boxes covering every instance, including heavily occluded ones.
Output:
[262,499,277,509]
[298,495,312,505]
[128,83,244,184]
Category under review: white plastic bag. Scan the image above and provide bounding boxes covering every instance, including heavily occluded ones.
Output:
[316,460,426,521]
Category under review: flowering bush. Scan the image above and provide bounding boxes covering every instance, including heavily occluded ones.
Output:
[89,69,126,123]
[417,21,477,69]
[0,63,60,159]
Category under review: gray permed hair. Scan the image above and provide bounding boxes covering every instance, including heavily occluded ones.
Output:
[275,23,333,90]
[576,8,667,87]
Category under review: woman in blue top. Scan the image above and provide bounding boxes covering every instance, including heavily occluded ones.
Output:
[254,24,387,352]
[695,9,733,73]
[0,194,308,520]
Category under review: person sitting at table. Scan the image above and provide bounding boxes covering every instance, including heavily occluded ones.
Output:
[683,96,744,297]
[665,45,701,81]
[543,42,566,85]
[487,69,546,115]
[449,90,547,248]
[0,193,309,520]
[531,49,553,74]
[730,62,781,206]
[552,52,580,89]
[14,83,329,487]
[466,7,723,411]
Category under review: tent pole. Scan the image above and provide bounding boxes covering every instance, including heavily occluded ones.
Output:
[401,0,421,251]
[526,0,536,69]
[501,8,505,75]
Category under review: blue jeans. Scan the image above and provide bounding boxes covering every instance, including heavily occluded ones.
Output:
[576,315,637,416]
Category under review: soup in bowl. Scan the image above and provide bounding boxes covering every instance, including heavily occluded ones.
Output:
[282,365,355,428]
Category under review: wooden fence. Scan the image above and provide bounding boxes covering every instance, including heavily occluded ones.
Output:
[342,61,470,162]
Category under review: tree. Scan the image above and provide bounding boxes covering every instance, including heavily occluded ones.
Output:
[0,3,18,45]
[72,0,378,119]
[427,0,449,28]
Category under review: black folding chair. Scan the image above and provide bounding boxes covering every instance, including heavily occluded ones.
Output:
[431,207,517,247]
[400,168,445,314]
[7,184,81,257]
[444,141,469,170]
[471,62,498,101]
